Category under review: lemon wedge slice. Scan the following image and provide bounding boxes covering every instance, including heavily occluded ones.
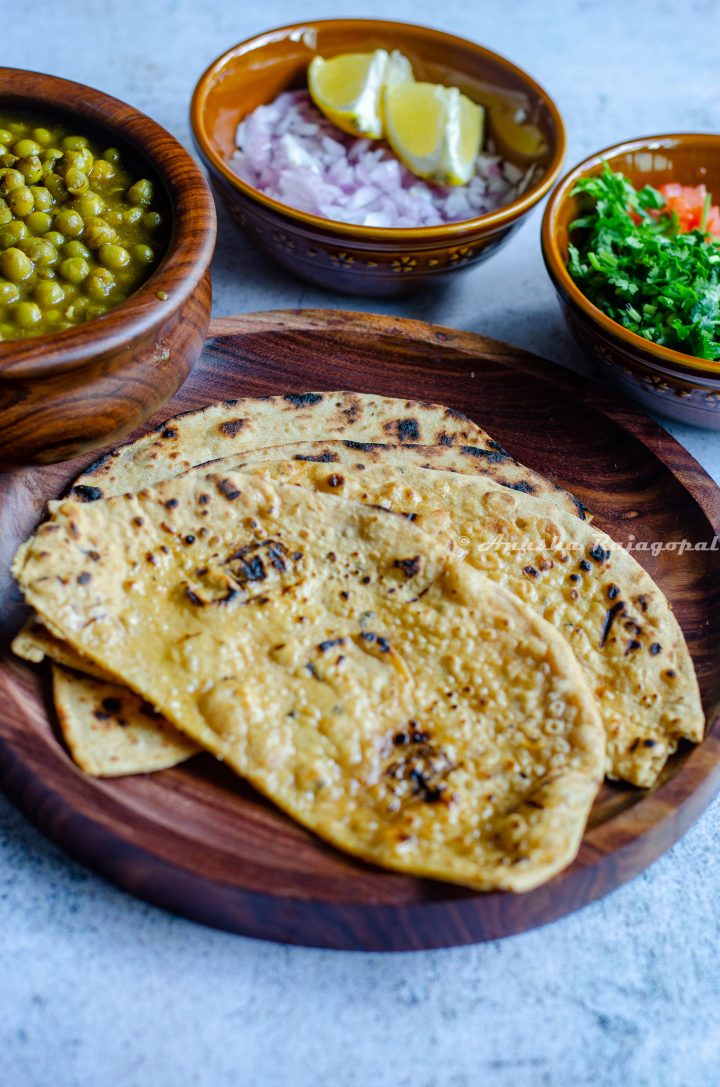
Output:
[488,107,547,163]
[308,49,413,140]
[385,82,484,186]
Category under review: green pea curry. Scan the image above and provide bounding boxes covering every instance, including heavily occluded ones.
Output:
[0,113,168,340]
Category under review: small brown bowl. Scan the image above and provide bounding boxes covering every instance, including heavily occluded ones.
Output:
[190,19,565,296]
[542,134,720,429]
[0,69,217,467]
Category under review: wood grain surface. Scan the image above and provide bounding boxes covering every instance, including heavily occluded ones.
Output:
[1,309,719,951]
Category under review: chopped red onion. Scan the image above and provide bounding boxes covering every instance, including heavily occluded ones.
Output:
[230,91,537,229]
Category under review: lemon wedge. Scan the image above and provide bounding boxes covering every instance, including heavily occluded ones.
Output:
[384,82,484,186]
[308,49,413,140]
[488,107,547,163]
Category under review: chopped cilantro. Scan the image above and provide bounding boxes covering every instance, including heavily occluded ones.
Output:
[566,164,720,361]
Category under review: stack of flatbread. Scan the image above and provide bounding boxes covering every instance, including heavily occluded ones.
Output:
[11,392,704,893]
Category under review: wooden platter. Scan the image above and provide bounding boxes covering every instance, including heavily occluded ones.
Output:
[1,309,719,951]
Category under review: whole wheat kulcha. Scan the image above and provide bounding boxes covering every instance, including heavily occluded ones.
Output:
[13,473,605,892]
[53,665,198,776]
[13,617,197,775]
[67,392,588,519]
[230,450,703,787]
[14,390,588,779]
[19,441,703,786]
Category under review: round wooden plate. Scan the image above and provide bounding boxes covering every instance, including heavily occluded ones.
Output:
[1,310,719,951]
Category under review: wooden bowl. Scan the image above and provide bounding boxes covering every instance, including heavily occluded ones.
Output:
[542,134,720,429]
[190,19,565,296]
[0,69,217,467]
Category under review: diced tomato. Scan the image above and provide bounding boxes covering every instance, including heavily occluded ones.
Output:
[658,182,720,236]
[705,203,720,238]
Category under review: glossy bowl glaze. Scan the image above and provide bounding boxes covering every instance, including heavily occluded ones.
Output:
[542,134,720,429]
[0,69,217,467]
[190,19,565,296]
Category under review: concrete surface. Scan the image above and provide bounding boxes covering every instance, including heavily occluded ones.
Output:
[2,1,720,1085]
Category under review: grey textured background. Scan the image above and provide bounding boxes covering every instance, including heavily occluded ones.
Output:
[2,2,720,1085]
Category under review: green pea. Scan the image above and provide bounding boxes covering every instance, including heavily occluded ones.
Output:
[102,147,121,163]
[0,220,28,247]
[10,300,42,328]
[62,135,89,151]
[44,230,64,249]
[0,145,8,159]
[143,211,162,230]
[53,209,83,238]
[64,295,88,320]
[0,203,11,227]
[0,153,18,169]
[13,138,41,158]
[63,240,90,260]
[31,128,53,147]
[0,279,20,303]
[132,243,155,264]
[60,256,89,284]
[85,267,115,299]
[64,167,89,195]
[19,238,57,266]
[0,247,34,281]
[42,147,63,165]
[44,172,68,202]
[0,169,24,194]
[83,217,117,249]
[126,179,153,207]
[25,211,53,236]
[122,206,143,225]
[0,129,12,146]
[34,279,65,307]
[91,159,115,184]
[73,192,105,217]
[40,241,59,266]
[98,243,130,270]
[62,147,94,175]
[104,209,122,227]
[17,155,43,184]
[7,186,34,217]
[29,186,53,212]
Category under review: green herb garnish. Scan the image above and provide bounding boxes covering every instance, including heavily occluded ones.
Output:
[567,164,720,361]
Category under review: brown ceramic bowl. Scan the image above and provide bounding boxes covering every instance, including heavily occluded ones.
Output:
[542,134,720,429]
[0,69,217,467]
[190,19,565,296]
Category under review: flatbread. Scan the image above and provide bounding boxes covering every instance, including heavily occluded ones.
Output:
[233,453,701,786]
[67,392,588,520]
[13,473,604,892]
[16,392,589,781]
[15,615,110,680]
[23,447,703,787]
[14,618,198,775]
[53,665,198,776]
